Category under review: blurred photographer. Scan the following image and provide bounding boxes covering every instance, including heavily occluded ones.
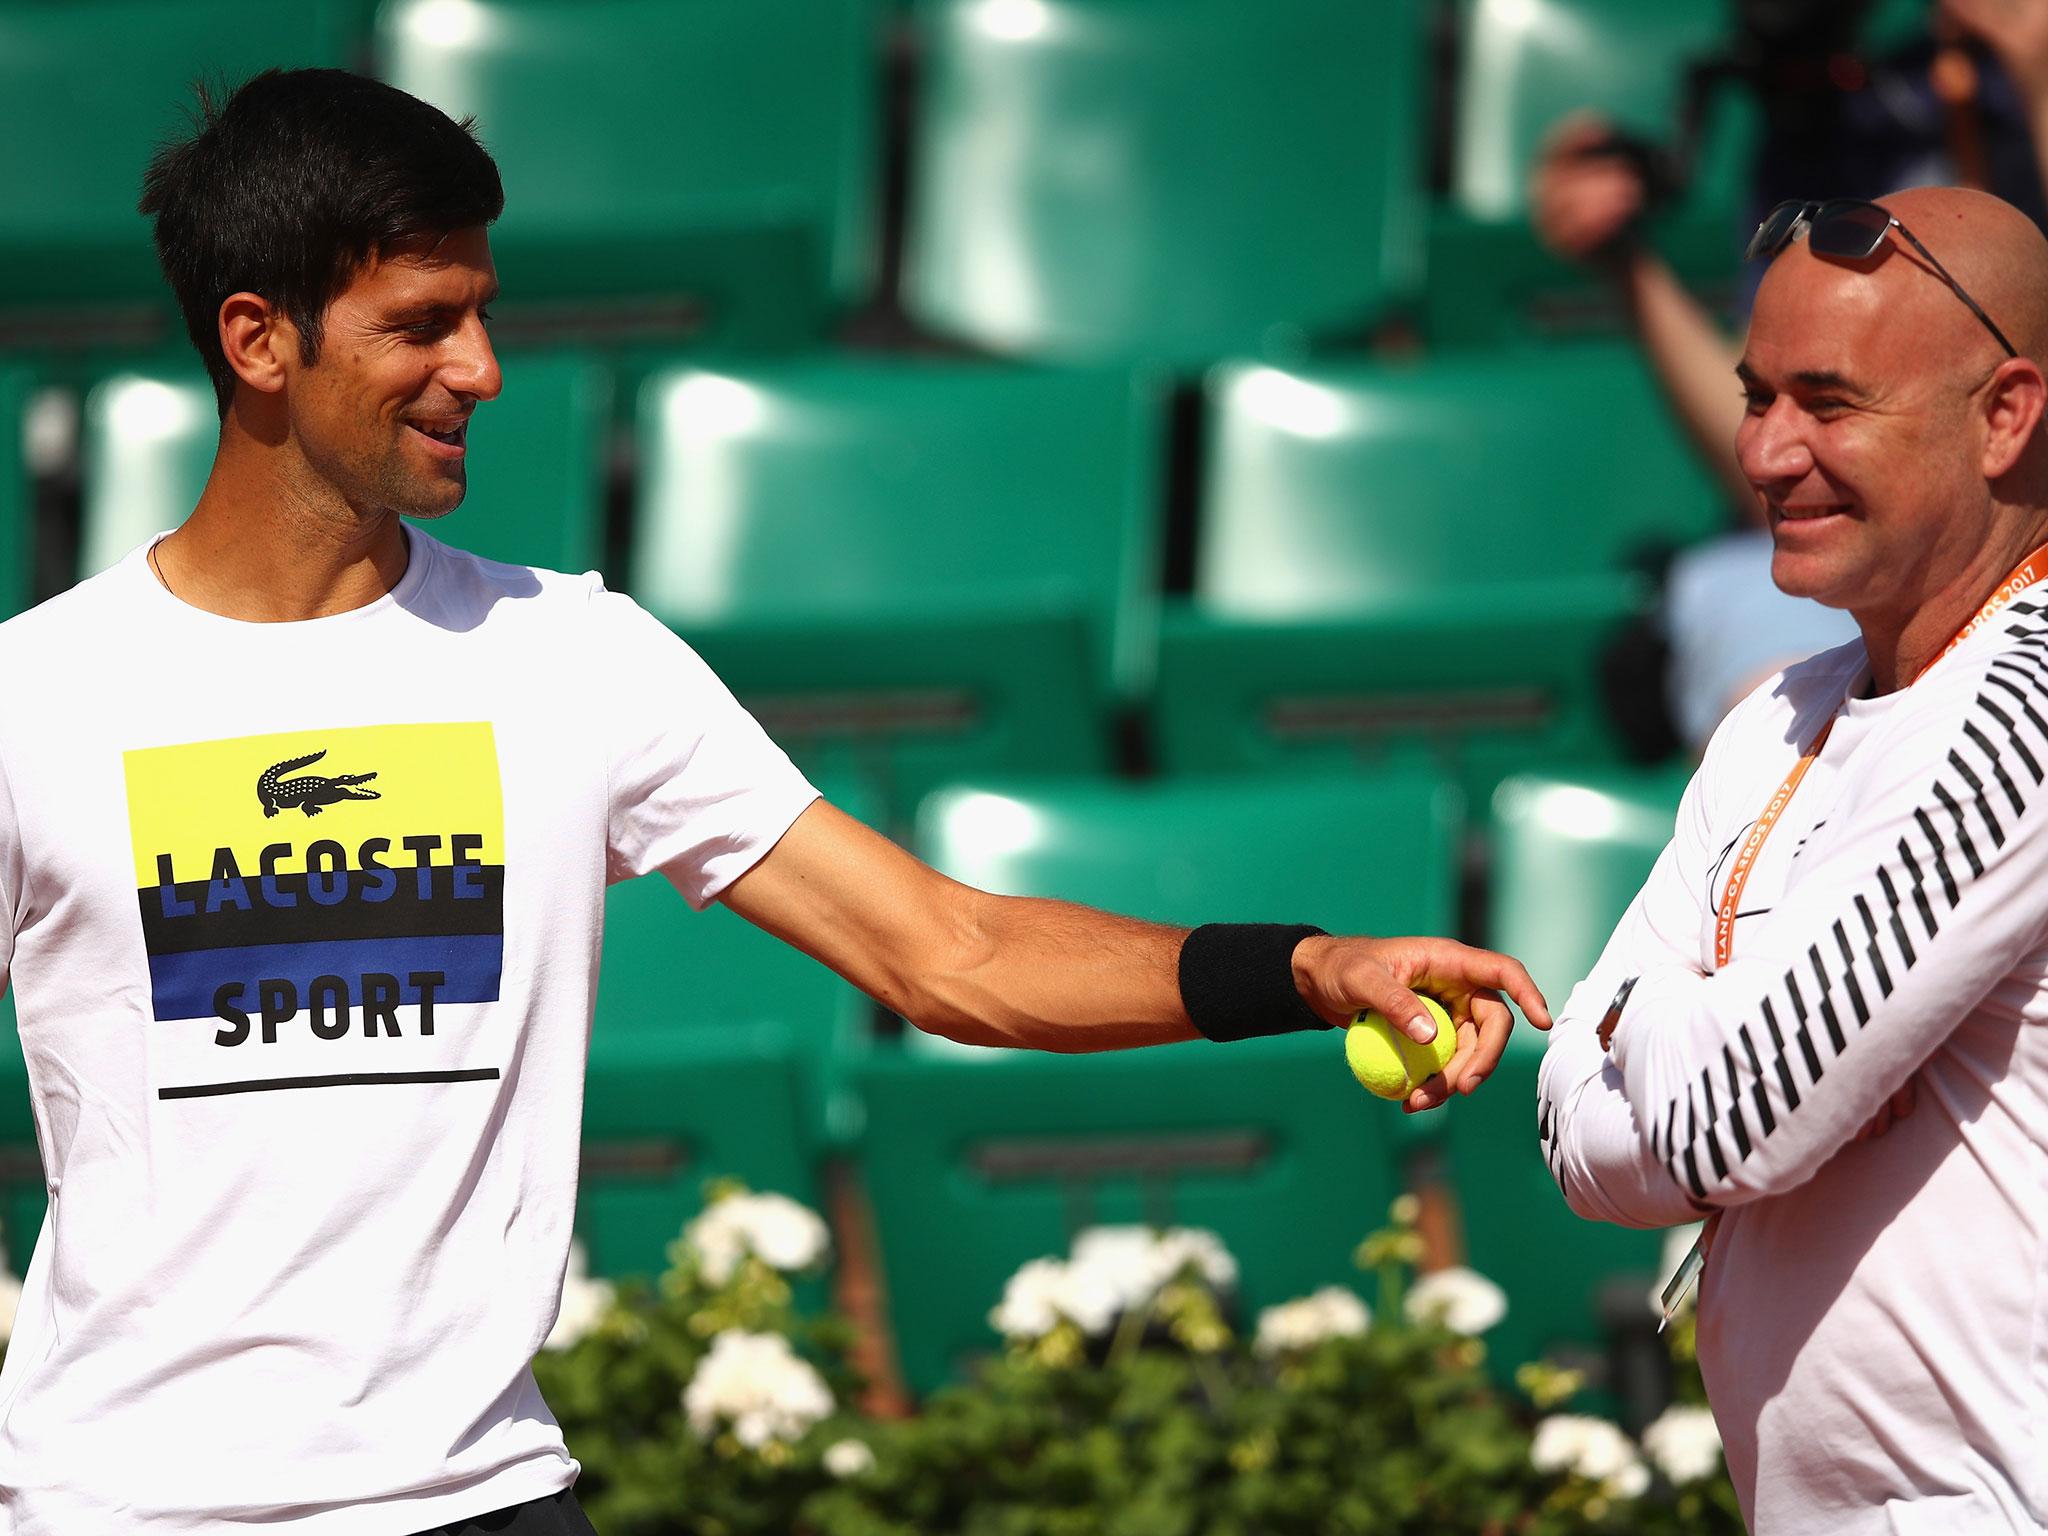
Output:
[1533,0,2048,750]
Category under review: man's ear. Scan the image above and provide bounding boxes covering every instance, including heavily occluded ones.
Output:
[1983,356,2047,481]
[217,292,299,396]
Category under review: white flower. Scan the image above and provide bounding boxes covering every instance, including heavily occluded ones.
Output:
[1531,1414,1651,1498]
[1642,1404,1723,1484]
[989,1227,1238,1341]
[1069,1225,1238,1310]
[1609,1457,1652,1499]
[1404,1266,1507,1335]
[1253,1286,1371,1355]
[683,1330,834,1448]
[823,1438,876,1478]
[1648,1221,1707,1318]
[684,1191,831,1286]
[542,1241,613,1351]
[989,1256,1121,1339]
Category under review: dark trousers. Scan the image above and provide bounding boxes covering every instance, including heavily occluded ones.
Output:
[412,1489,597,1536]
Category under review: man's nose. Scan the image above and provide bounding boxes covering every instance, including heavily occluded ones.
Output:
[444,315,502,403]
[1736,399,1813,492]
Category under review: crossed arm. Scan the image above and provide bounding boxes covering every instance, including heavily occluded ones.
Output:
[720,799,1551,1111]
[1542,661,2048,1219]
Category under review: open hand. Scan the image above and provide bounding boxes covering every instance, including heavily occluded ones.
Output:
[1293,935,1550,1114]
[1530,111,1647,265]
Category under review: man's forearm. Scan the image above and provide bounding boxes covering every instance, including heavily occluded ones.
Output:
[1539,1007,1707,1229]
[902,892,1202,1052]
[1619,251,1753,515]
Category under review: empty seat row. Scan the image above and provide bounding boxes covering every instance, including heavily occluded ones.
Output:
[0,0,1783,361]
[18,344,1723,814]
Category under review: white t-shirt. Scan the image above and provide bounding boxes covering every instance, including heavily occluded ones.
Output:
[1538,601,2048,1534]
[0,528,819,1532]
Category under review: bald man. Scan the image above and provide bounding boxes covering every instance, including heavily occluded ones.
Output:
[1539,186,2048,1533]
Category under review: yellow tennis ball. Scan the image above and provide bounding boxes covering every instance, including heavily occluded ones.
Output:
[1345,995,1456,1100]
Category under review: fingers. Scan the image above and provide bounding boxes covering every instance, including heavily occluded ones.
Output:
[1436,944,1550,1030]
[1309,936,1548,1051]
[1857,1083,1918,1142]
[1534,166,1644,260]
[1345,964,1439,1045]
[1530,111,1645,263]
[1429,1019,1479,1105]
[1856,1077,1923,1143]
[1892,1078,1918,1120]
[1451,994,1513,1095]
[1404,1072,1452,1115]
[1540,109,1621,158]
[1405,998,1507,1110]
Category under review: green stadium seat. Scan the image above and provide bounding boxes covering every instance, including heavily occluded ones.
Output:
[0,1,352,347]
[1153,345,1724,800]
[79,353,611,577]
[441,354,612,573]
[1486,766,1691,1006]
[632,359,1161,822]
[912,773,1460,989]
[376,0,880,347]
[576,1022,817,1282]
[580,777,881,1279]
[901,0,1427,363]
[1428,0,1755,346]
[862,769,1460,1395]
[592,782,874,1152]
[79,371,216,576]
[0,366,33,619]
[1446,765,1690,1380]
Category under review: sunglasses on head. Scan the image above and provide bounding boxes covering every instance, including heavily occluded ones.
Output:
[1745,197,2018,359]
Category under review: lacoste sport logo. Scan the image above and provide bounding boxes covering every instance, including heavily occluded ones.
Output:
[124,722,507,1096]
[257,750,382,818]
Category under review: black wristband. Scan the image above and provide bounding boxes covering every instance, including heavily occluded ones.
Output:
[1177,923,1331,1043]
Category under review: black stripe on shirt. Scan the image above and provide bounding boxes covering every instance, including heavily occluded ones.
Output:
[1645,626,2048,1203]
[1832,918,1873,1023]
[1978,690,2045,783]
[1896,835,1941,940]
[1875,866,1917,966]
[1722,1045,1754,1159]
[1737,1023,1777,1135]
[1963,721,2028,816]
[1853,895,1894,998]
[1933,782,1986,877]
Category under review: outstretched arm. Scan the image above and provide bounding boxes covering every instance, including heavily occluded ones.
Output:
[719,800,1550,1111]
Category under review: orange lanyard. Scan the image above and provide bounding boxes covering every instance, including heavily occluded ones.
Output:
[1712,539,2048,969]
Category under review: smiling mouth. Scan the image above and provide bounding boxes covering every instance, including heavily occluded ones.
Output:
[1773,505,1849,522]
[408,420,468,452]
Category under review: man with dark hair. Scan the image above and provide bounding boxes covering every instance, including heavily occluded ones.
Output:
[0,69,1547,1533]
[141,68,508,416]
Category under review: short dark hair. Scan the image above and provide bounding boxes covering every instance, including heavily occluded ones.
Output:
[140,68,504,413]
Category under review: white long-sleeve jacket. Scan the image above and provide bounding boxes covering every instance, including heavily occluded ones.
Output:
[1538,602,2048,1534]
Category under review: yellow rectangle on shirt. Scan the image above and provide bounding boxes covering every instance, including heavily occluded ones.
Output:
[123,722,503,887]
